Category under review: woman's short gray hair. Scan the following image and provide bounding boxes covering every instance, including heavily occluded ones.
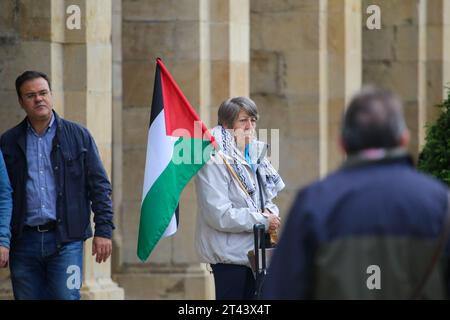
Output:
[218,96,259,128]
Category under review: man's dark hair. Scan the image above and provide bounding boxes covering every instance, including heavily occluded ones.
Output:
[341,86,407,155]
[15,70,51,99]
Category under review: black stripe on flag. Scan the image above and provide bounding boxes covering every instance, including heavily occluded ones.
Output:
[175,205,179,228]
[149,63,164,127]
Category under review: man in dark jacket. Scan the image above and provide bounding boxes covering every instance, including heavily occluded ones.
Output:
[0,71,115,300]
[263,86,450,299]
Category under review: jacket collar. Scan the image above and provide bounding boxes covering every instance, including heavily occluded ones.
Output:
[342,147,414,170]
[16,110,62,152]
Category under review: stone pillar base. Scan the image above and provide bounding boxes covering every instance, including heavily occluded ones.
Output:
[113,264,214,300]
[81,278,125,300]
[0,272,13,300]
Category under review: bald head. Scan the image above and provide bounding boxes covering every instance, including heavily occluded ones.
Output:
[341,86,408,155]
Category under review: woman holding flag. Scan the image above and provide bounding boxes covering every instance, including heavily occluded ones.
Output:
[195,96,285,300]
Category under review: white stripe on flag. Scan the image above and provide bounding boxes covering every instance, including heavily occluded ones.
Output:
[163,214,177,237]
[141,110,178,203]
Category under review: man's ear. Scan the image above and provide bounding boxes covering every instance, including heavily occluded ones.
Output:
[398,129,410,148]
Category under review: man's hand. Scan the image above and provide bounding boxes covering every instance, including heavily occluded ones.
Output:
[92,236,112,263]
[0,246,9,268]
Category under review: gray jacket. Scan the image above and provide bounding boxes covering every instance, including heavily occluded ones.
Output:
[195,126,284,267]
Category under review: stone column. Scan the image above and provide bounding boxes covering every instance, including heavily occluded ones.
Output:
[250,0,362,215]
[60,0,123,299]
[0,0,61,299]
[116,0,250,299]
[418,0,450,147]
[362,0,450,157]
[111,0,124,274]
[0,0,123,299]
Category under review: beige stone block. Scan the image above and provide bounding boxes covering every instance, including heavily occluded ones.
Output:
[284,51,320,97]
[112,14,122,63]
[389,62,419,101]
[362,27,395,61]
[209,0,229,22]
[50,0,65,43]
[230,23,249,63]
[426,25,444,61]
[173,181,198,264]
[122,0,199,21]
[50,43,64,92]
[95,143,112,177]
[210,22,230,61]
[123,59,198,109]
[251,94,290,131]
[230,62,249,96]
[395,25,419,61]
[87,43,112,93]
[0,267,13,300]
[273,189,297,221]
[0,0,18,35]
[250,50,284,95]
[258,12,319,52]
[18,0,52,41]
[210,60,230,105]
[123,60,154,108]
[173,21,201,61]
[1,41,52,86]
[123,107,151,147]
[87,92,112,145]
[364,0,418,27]
[114,269,211,299]
[51,90,64,115]
[425,61,447,122]
[63,43,87,91]
[63,90,87,124]
[363,61,419,101]
[86,0,112,43]
[426,0,444,25]
[251,0,319,14]
[170,60,201,109]
[63,0,86,44]
[281,139,321,188]
[112,63,123,98]
[122,148,146,202]
[0,90,25,134]
[122,21,176,61]
[230,0,249,24]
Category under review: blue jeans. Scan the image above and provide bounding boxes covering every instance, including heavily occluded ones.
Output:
[9,228,83,300]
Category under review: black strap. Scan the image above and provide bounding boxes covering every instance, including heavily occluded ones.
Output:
[410,192,450,299]
[256,168,265,212]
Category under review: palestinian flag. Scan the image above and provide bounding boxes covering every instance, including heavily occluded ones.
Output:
[137,58,216,262]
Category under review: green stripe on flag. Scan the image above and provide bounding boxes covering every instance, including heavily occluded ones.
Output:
[137,137,214,261]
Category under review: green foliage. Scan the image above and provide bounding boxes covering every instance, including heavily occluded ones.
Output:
[418,88,450,186]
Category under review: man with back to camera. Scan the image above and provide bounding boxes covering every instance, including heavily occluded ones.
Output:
[0,70,115,300]
[263,86,450,299]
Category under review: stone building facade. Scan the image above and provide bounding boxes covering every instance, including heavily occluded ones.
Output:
[0,0,449,299]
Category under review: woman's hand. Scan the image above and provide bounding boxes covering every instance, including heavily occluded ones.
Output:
[266,211,281,231]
